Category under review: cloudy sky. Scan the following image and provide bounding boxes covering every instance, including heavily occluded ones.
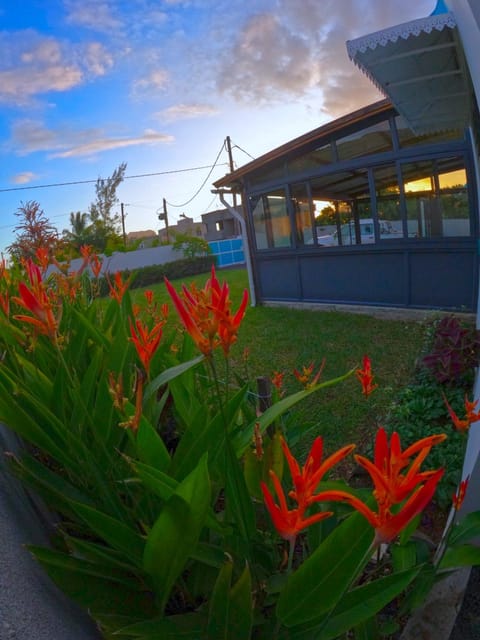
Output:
[0,0,437,253]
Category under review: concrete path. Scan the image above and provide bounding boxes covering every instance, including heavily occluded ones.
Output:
[0,426,100,640]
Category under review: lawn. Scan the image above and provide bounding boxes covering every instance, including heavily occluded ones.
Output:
[132,266,428,463]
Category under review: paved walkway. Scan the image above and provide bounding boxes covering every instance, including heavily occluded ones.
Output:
[0,426,100,640]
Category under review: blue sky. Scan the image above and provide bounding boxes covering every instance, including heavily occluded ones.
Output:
[0,0,436,254]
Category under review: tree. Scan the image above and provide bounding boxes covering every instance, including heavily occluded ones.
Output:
[88,162,127,250]
[8,201,59,261]
[62,211,90,249]
[172,232,211,259]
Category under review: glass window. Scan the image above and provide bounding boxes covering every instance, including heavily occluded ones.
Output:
[290,183,314,246]
[373,165,404,239]
[401,158,470,238]
[288,143,333,175]
[438,167,470,237]
[250,189,292,250]
[336,119,392,162]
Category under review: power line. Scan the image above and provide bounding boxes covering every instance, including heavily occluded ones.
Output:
[0,163,229,194]
[165,141,227,208]
[231,140,255,161]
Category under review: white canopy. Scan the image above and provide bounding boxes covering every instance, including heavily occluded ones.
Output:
[346,11,473,135]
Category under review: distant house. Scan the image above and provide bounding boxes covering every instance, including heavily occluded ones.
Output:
[158,215,205,243]
[126,230,158,248]
[201,208,241,241]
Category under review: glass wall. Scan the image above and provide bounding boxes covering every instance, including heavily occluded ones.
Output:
[250,189,292,249]
[247,110,472,252]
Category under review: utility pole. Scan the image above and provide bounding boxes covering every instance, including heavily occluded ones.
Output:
[120,203,127,248]
[157,198,170,243]
[225,136,240,236]
[225,136,237,209]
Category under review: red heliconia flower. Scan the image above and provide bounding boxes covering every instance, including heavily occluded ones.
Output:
[129,318,164,376]
[271,371,285,392]
[281,436,355,506]
[35,247,50,273]
[261,472,334,543]
[144,289,154,305]
[262,436,356,542]
[165,265,248,357]
[108,271,130,304]
[12,259,60,339]
[90,254,103,279]
[327,427,446,546]
[453,476,469,511]
[293,359,325,389]
[356,355,378,398]
[443,394,480,432]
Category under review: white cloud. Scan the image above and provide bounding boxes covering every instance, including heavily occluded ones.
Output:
[50,130,174,158]
[12,171,38,184]
[132,69,170,97]
[0,31,116,106]
[9,119,174,158]
[156,103,219,122]
[63,0,123,32]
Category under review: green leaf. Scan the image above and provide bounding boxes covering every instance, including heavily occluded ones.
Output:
[71,501,145,568]
[234,369,356,454]
[353,616,380,640]
[206,560,252,640]
[143,454,211,611]
[225,439,256,543]
[136,416,171,472]
[439,544,480,569]
[448,511,480,546]
[277,511,373,627]
[279,567,419,640]
[28,546,155,619]
[115,612,207,638]
[144,355,204,403]
[391,541,418,572]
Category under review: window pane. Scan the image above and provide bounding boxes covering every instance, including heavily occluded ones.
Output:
[288,144,333,175]
[438,167,470,237]
[336,119,392,162]
[291,183,314,245]
[373,165,404,239]
[401,158,470,238]
[250,189,292,250]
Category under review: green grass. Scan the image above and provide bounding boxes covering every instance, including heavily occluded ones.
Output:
[133,267,427,461]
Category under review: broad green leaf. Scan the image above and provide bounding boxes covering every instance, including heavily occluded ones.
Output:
[234,369,355,454]
[144,355,204,403]
[115,612,207,638]
[28,546,155,619]
[225,439,256,543]
[279,567,419,640]
[439,544,480,569]
[136,415,171,471]
[229,565,253,640]
[277,511,373,626]
[170,385,247,481]
[206,560,252,640]
[448,511,480,546]
[391,541,418,572]
[398,564,436,615]
[244,431,283,500]
[143,454,211,611]
[71,501,145,568]
[207,559,233,639]
[354,616,381,640]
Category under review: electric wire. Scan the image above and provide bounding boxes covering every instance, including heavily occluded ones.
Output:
[0,163,229,194]
[165,140,226,208]
[231,140,255,161]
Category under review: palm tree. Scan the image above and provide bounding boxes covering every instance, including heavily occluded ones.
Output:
[63,211,90,249]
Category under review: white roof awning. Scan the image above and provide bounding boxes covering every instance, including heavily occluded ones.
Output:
[346,11,473,135]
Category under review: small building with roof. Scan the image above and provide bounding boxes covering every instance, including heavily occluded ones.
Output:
[214,1,480,314]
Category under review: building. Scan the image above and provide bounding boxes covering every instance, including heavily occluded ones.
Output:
[201,208,241,241]
[213,1,480,315]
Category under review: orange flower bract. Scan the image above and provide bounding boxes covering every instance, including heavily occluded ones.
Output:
[356,355,378,398]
